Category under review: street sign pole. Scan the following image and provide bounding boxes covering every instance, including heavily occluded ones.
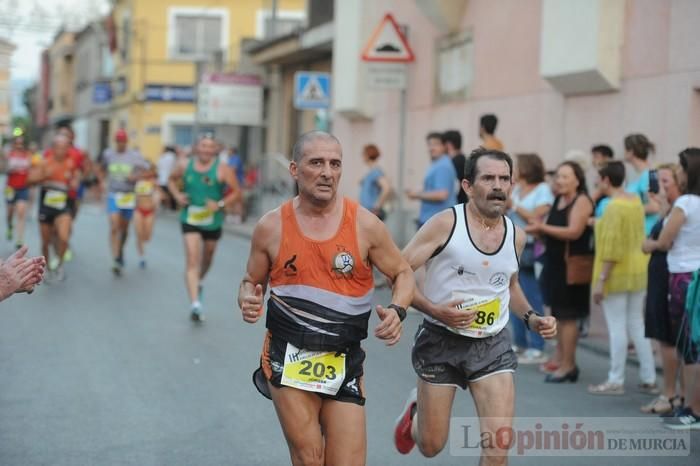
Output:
[397,85,407,247]
[361,13,415,247]
[193,60,205,144]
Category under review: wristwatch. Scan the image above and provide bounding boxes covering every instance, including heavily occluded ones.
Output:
[388,304,407,322]
[523,309,540,330]
[217,200,225,210]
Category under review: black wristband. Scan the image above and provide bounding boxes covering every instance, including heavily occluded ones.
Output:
[388,304,407,322]
[523,309,539,330]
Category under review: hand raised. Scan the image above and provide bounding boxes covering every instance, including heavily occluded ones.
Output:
[241,283,264,323]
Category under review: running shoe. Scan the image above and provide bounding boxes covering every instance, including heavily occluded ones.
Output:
[112,259,122,276]
[63,249,73,262]
[190,306,205,323]
[664,408,700,430]
[394,388,418,454]
[49,257,60,271]
[53,265,66,282]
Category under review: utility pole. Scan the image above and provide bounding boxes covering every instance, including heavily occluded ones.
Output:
[192,60,205,144]
[270,0,278,38]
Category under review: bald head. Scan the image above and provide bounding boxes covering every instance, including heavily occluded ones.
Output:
[292,131,341,163]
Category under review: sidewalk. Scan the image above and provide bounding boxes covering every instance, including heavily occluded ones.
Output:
[219,214,661,372]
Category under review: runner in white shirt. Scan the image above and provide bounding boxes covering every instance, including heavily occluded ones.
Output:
[157,146,177,210]
[394,148,557,463]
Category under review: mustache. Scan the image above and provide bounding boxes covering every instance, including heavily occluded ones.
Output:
[487,191,506,201]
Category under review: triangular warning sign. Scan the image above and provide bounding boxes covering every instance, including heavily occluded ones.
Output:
[361,13,415,63]
[301,77,327,101]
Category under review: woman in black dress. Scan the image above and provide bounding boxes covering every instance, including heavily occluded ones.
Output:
[527,161,593,383]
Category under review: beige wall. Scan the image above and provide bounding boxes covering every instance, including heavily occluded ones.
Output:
[332,0,700,212]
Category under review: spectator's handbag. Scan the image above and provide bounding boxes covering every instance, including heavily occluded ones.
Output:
[564,194,594,285]
[564,242,594,285]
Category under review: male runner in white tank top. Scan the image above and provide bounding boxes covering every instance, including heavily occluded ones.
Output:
[394,148,557,464]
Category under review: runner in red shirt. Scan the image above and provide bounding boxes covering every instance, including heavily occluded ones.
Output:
[4,135,37,248]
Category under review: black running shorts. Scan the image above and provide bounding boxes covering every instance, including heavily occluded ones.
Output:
[181,223,222,241]
[39,205,71,225]
[253,331,366,406]
[412,320,517,389]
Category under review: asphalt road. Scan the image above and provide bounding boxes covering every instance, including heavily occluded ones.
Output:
[0,200,697,465]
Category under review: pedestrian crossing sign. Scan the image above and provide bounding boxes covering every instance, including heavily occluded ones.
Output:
[294,72,331,110]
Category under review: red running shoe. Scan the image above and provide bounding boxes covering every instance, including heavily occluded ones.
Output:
[394,388,417,454]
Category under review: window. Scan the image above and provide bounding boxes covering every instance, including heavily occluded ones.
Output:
[172,124,215,146]
[101,46,114,77]
[435,31,473,104]
[169,8,227,60]
[173,125,193,147]
[256,10,305,39]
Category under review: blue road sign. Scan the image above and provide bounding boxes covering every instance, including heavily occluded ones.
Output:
[294,72,331,110]
[93,82,112,104]
[144,84,195,102]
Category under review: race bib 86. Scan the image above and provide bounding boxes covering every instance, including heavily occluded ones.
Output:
[452,292,501,331]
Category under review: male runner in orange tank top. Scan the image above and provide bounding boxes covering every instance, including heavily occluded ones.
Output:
[238,131,415,466]
[29,135,80,282]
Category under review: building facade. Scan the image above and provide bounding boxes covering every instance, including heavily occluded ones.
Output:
[247,0,333,156]
[73,21,115,158]
[330,0,700,199]
[109,0,305,160]
[47,31,76,128]
[0,38,16,137]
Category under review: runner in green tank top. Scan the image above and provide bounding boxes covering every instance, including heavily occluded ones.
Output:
[179,158,225,229]
[168,136,241,322]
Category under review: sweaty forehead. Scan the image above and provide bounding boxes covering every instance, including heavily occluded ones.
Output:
[477,157,510,176]
[302,139,342,159]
